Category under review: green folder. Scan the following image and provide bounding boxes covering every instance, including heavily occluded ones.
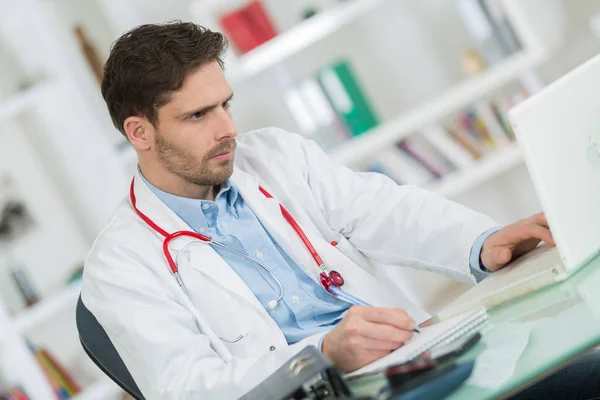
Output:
[317,60,378,137]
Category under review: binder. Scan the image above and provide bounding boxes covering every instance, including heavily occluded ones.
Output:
[317,60,378,137]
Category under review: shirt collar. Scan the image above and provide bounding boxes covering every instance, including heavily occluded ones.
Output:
[138,169,239,222]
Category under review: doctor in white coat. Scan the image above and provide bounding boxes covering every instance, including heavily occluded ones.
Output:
[83,22,555,399]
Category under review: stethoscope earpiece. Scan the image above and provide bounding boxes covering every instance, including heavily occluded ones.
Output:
[267,300,279,310]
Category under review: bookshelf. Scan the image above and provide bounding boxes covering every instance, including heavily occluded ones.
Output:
[0,0,562,399]
[0,81,56,123]
[225,0,387,84]
[13,282,82,335]
[428,144,523,198]
[329,50,544,166]
[71,379,121,400]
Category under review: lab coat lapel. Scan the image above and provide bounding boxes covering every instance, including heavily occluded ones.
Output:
[132,171,267,310]
[230,169,317,277]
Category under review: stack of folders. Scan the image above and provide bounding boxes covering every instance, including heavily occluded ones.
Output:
[368,86,528,186]
[348,308,489,377]
[283,59,379,152]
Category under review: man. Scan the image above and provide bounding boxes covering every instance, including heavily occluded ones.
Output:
[83,22,578,399]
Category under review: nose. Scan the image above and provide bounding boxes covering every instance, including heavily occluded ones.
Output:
[216,107,237,141]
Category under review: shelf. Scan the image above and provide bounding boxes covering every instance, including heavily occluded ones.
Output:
[73,379,122,400]
[329,50,546,166]
[427,145,524,198]
[227,0,386,84]
[13,281,82,335]
[0,81,56,123]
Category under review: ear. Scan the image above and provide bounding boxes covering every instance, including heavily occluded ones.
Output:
[124,116,154,151]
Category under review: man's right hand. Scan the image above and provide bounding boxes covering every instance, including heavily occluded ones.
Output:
[322,306,416,372]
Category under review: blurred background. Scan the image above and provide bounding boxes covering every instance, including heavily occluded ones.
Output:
[0,0,599,398]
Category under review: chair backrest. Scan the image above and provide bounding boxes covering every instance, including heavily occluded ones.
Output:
[76,295,145,400]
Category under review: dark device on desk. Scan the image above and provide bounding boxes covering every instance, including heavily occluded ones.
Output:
[383,332,481,399]
[387,361,475,400]
[240,346,356,400]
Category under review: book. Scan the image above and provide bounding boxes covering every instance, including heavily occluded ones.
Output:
[490,99,515,141]
[474,101,511,145]
[447,125,486,159]
[456,0,509,65]
[348,308,489,376]
[457,111,495,150]
[73,24,104,85]
[478,0,522,54]
[398,137,452,179]
[376,149,435,186]
[317,60,379,137]
[422,125,475,169]
[242,1,278,43]
[30,346,81,399]
[298,79,350,150]
[219,1,278,54]
[414,134,457,172]
[219,10,261,54]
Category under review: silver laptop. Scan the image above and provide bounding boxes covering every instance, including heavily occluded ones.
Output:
[438,53,600,320]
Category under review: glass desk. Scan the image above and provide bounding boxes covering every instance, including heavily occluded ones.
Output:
[349,255,600,399]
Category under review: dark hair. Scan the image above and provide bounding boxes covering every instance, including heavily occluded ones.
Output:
[101,21,228,135]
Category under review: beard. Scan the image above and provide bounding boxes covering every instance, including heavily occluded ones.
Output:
[154,130,236,187]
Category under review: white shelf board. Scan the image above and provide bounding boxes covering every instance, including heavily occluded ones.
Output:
[228,0,386,84]
[428,145,524,198]
[13,281,82,334]
[73,379,122,400]
[0,81,56,123]
[329,50,546,166]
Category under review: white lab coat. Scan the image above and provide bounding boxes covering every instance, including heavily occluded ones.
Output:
[82,127,496,400]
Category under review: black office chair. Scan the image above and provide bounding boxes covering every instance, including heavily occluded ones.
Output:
[76,295,145,400]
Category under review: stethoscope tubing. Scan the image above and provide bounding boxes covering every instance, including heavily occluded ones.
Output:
[130,178,371,343]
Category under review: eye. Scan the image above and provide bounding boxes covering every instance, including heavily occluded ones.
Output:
[223,98,233,109]
[190,111,206,121]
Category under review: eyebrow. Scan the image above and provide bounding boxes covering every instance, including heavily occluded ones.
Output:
[176,92,235,120]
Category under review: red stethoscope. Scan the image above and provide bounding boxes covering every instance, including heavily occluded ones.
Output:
[130,178,369,317]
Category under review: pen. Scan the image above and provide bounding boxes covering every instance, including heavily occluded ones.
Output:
[328,286,422,334]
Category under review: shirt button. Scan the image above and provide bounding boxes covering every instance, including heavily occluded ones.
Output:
[255,251,264,260]
[202,203,210,210]
[221,221,228,229]
[198,227,207,233]
[269,346,276,351]
[291,295,300,304]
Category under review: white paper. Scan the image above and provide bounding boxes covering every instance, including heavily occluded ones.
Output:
[348,310,486,376]
[467,323,531,389]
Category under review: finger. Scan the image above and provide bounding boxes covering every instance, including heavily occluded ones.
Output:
[354,336,407,352]
[529,224,555,246]
[532,213,550,229]
[358,321,414,343]
[360,307,416,331]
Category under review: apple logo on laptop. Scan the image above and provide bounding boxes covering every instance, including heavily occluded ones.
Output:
[586,136,600,170]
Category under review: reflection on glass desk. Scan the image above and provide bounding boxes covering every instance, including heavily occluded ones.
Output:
[348,255,600,399]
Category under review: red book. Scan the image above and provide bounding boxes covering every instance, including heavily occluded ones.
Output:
[219,10,261,54]
[242,0,278,44]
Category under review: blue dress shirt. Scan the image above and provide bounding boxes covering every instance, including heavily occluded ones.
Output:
[141,175,497,344]
[141,175,351,344]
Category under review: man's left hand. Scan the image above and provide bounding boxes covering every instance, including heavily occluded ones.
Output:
[481,212,555,272]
